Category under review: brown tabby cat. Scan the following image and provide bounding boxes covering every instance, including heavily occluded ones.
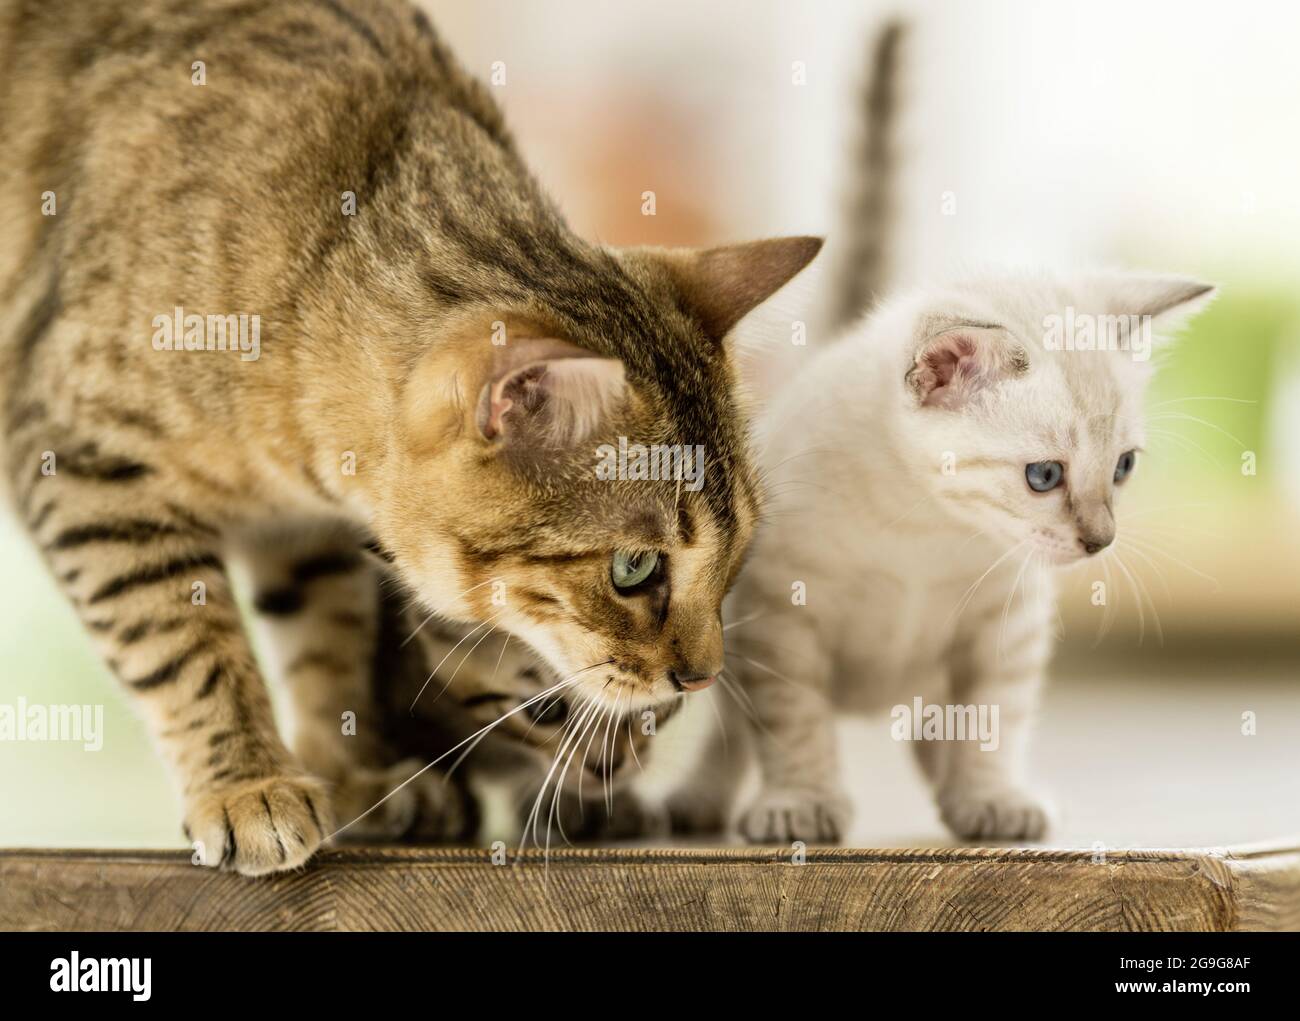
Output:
[0,0,819,873]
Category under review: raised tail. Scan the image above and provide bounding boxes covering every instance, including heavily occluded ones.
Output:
[824,20,906,337]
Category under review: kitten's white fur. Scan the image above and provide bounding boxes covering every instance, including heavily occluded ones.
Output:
[724,270,1213,843]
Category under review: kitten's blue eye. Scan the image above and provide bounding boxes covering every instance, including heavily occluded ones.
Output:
[1114,450,1137,483]
[611,550,659,590]
[1025,461,1064,493]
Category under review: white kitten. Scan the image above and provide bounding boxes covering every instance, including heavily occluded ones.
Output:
[727,270,1213,843]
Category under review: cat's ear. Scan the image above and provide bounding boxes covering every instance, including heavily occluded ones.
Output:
[906,322,1027,410]
[476,342,626,448]
[654,236,824,344]
[1102,274,1217,335]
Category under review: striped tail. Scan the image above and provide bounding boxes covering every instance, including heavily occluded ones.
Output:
[824,20,907,337]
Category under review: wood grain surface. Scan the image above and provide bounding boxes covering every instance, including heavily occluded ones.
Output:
[2,842,1297,932]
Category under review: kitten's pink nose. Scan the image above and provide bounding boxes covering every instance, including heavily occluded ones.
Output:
[670,670,716,692]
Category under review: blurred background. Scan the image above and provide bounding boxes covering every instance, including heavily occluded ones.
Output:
[2,0,1296,849]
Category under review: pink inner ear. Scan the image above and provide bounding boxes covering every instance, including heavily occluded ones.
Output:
[481,362,548,440]
[915,333,984,408]
[477,355,626,445]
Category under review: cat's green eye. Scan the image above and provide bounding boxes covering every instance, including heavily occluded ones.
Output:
[611,550,659,591]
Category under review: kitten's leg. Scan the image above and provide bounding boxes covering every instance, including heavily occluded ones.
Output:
[10,437,327,875]
[729,620,850,843]
[936,601,1053,841]
[906,664,954,786]
[242,526,469,842]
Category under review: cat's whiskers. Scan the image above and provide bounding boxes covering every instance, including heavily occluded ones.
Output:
[1122,532,1223,590]
[1128,550,1165,645]
[441,670,584,783]
[626,713,645,772]
[1115,542,1173,646]
[716,668,807,755]
[423,618,503,709]
[948,538,1030,626]
[1117,537,1175,606]
[439,660,600,780]
[547,701,596,850]
[487,632,511,688]
[759,476,852,502]
[734,652,833,703]
[1143,427,1223,468]
[714,671,761,731]
[1145,411,1248,450]
[575,693,607,806]
[544,697,605,854]
[704,686,729,752]
[1148,395,1256,410]
[1109,548,1160,645]
[1124,502,1215,518]
[407,609,506,712]
[526,694,597,852]
[328,662,610,842]
[536,699,589,852]
[880,491,940,530]
[722,610,766,633]
[600,689,624,815]
[754,446,853,487]
[1091,551,1119,647]
[1132,519,1226,542]
[400,576,501,648]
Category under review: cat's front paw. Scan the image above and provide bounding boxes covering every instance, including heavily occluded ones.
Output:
[739,788,851,844]
[938,784,1051,842]
[186,774,331,876]
[330,758,471,843]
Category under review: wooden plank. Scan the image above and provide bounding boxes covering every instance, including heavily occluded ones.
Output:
[2,843,1297,932]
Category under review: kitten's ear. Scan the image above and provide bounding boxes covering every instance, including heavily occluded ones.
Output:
[656,236,824,344]
[1104,274,1217,334]
[906,322,1027,410]
[476,342,626,448]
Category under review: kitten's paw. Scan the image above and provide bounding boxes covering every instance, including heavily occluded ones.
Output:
[186,774,331,876]
[330,758,470,842]
[938,785,1051,842]
[739,789,851,844]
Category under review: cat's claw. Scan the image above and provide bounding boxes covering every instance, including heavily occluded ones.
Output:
[739,789,851,844]
[185,774,331,876]
[938,785,1052,842]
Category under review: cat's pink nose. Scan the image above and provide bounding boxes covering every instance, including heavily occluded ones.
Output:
[670,670,716,692]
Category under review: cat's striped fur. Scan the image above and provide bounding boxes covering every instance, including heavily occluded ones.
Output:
[0,0,819,872]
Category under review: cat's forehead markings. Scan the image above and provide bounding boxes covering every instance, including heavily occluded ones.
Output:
[677,502,696,545]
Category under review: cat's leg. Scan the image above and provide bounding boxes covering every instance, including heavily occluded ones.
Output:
[10,437,327,875]
[907,666,953,788]
[729,620,850,843]
[935,601,1053,841]
[241,524,469,842]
